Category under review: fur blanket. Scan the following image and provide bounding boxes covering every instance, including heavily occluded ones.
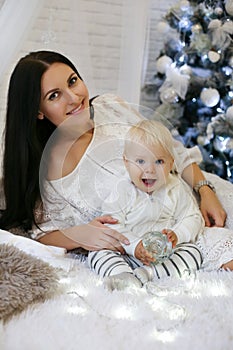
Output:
[0,244,58,321]
[1,230,233,350]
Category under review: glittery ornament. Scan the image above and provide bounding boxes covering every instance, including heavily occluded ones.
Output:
[179,64,192,76]
[226,106,233,119]
[156,55,173,74]
[214,7,223,16]
[191,23,202,33]
[225,0,233,15]
[160,87,179,104]
[157,21,170,34]
[142,231,173,263]
[208,50,220,63]
[200,88,220,107]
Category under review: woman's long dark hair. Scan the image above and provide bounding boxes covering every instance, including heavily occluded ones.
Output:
[0,51,83,230]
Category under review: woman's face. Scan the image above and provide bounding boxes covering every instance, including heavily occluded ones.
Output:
[39,62,90,128]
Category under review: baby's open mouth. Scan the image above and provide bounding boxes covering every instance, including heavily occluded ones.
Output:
[142,179,156,186]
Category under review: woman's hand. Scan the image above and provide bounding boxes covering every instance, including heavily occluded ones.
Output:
[199,186,226,227]
[134,241,155,265]
[64,215,129,253]
[181,163,227,227]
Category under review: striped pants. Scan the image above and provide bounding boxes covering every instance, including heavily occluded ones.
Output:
[88,243,202,280]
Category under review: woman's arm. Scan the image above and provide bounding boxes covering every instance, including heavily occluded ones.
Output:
[38,229,78,250]
[181,163,227,227]
[38,215,129,253]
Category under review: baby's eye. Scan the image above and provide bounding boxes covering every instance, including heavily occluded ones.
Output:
[48,91,59,101]
[69,75,78,86]
[155,159,164,165]
[136,159,145,165]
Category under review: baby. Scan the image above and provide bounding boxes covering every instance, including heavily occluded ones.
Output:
[88,120,204,290]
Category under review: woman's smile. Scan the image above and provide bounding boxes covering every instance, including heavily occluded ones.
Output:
[66,101,85,115]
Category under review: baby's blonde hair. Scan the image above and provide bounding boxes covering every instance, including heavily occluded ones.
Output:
[124,120,175,160]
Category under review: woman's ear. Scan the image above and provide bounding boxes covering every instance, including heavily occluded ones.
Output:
[37,111,44,120]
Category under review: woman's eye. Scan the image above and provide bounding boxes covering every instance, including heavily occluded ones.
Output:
[155,159,164,165]
[48,91,59,101]
[69,76,78,86]
[136,159,145,165]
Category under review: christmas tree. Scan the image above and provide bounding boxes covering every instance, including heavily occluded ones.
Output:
[143,0,233,182]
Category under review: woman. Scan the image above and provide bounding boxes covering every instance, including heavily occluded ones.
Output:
[1,50,232,271]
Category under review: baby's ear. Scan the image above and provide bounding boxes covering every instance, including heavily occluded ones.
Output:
[37,111,44,120]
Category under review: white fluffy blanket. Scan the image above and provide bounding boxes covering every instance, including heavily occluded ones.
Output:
[1,230,233,350]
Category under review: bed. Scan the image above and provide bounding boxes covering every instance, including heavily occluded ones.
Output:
[1,172,233,350]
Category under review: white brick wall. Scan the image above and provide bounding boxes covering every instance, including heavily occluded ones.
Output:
[16,0,126,97]
[0,0,175,159]
[0,0,126,153]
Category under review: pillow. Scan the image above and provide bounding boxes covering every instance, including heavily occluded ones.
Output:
[0,243,59,322]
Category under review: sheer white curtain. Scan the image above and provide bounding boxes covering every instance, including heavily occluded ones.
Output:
[0,0,44,79]
[0,0,44,166]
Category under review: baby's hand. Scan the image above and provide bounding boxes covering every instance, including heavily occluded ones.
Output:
[135,241,155,265]
[162,229,178,248]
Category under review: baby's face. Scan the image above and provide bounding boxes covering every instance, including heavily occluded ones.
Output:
[124,141,174,194]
